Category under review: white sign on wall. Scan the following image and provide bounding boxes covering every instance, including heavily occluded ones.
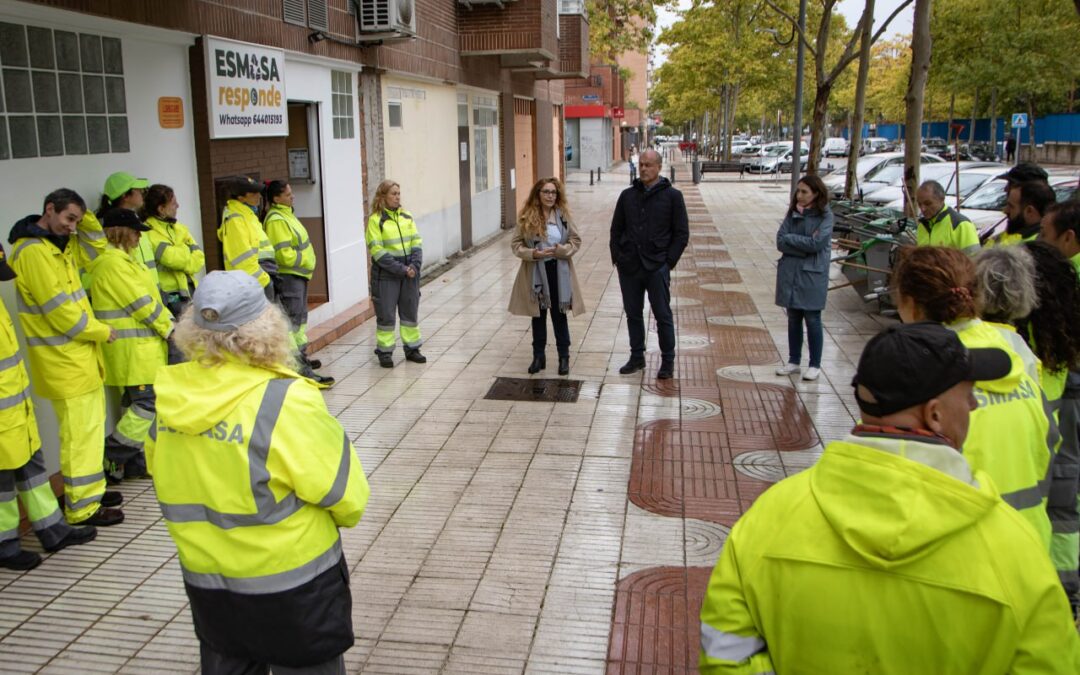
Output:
[204,36,288,139]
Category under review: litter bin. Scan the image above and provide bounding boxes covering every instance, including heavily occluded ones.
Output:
[692,160,702,184]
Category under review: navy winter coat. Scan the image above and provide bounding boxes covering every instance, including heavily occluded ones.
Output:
[774,206,834,311]
[609,177,690,273]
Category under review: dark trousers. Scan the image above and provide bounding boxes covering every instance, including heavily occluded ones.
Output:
[276,275,310,335]
[617,264,675,362]
[532,259,571,358]
[200,644,345,675]
[164,292,190,364]
[786,308,823,368]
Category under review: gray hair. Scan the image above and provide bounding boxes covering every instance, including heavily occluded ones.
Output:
[917,180,946,200]
[640,148,663,166]
[975,246,1039,322]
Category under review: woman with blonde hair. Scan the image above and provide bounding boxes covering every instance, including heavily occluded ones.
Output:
[365,179,424,368]
[148,270,369,673]
[509,177,585,375]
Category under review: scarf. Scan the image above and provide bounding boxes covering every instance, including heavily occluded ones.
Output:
[530,208,573,314]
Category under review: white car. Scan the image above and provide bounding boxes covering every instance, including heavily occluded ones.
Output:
[861,137,892,155]
[823,137,849,157]
[824,152,945,199]
[745,143,810,174]
[864,162,1005,206]
[957,173,1080,235]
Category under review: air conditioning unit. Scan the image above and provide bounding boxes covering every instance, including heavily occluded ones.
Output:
[358,0,416,36]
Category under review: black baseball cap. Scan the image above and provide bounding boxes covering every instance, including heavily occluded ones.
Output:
[100,208,150,232]
[852,322,1011,417]
[0,243,16,282]
[997,161,1049,185]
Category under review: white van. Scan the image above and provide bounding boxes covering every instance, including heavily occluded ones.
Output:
[823,137,849,157]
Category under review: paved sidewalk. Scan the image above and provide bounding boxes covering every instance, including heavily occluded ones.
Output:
[0,166,888,674]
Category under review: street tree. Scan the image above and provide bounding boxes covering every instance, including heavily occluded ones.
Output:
[903,0,932,218]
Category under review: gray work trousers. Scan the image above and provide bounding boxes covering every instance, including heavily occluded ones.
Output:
[371,266,421,354]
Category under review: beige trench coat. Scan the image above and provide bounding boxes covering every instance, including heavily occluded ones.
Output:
[508,215,586,318]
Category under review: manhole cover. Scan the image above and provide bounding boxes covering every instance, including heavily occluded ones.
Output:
[484,377,583,403]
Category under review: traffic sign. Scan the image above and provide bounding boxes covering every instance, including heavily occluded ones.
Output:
[1011,113,1028,128]
[582,94,599,102]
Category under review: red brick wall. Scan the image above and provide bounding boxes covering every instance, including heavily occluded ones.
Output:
[459,0,557,59]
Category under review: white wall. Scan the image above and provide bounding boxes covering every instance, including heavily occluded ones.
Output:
[0,4,199,471]
[282,57,365,328]
[383,77,461,267]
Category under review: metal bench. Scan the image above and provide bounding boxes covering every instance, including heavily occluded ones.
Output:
[694,161,744,183]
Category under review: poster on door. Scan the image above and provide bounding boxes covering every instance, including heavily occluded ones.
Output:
[205,36,288,138]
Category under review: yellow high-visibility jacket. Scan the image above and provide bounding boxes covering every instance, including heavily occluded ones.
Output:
[147,360,369,592]
[365,208,422,275]
[144,216,204,297]
[0,295,39,470]
[9,224,109,400]
[72,210,106,286]
[88,246,171,387]
[219,200,272,288]
[951,318,1055,546]
[264,205,315,280]
[916,205,980,255]
[700,433,1080,674]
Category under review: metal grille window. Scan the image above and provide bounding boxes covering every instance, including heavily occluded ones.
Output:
[472,95,498,192]
[472,95,497,127]
[0,22,128,160]
[473,127,488,192]
[331,70,354,139]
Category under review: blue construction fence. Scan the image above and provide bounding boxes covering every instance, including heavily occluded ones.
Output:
[841,113,1080,145]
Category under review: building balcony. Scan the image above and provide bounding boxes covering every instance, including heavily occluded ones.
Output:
[458,0,558,68]
[534,10,589,79]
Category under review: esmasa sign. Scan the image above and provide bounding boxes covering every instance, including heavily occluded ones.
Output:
[204,36,287,139]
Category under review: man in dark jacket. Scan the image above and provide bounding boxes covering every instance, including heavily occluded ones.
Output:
[609,149,689,379]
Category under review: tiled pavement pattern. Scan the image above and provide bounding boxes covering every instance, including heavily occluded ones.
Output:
[0,167,892,674]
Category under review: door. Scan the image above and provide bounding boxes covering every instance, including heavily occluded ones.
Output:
[458,127,472,250]
[513,98,536,214]
[285,102,329,305]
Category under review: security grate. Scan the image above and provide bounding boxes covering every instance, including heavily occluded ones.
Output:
[484,377,583,403]
[308,0,329,31]
[283,0,306,25]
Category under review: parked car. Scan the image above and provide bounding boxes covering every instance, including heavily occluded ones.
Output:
[959,173,1080,235]
[778,147,812,173]
[869,163,1007,207]
[940,142,997,162]
[823,137,849,157]
[745,143,810,174]
[737,144,762,163]
[823,152,945,199]
[921,137,949,155]
[860,137,892,155]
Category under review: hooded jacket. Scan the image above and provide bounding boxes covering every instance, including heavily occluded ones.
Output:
[147,360,369,665]
[951,318,1055,546]
[699,430,1080,674]
[774,206,834,311]
[609,176,689,273]
[7,215,109,400]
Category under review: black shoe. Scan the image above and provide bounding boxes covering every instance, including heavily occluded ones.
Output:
[101,491,123,508]
[657,361,675,380]
[619,358,646,375]
[78,507,124,527]
[528,355,546,374]
[377,352,394,368]
[44,525,97,553]
[558,356,570,376]
[307,358,323,370]
[404,349,427,364]
[0,550,42,571]
[104,459,123,485]
[312,373,336,387]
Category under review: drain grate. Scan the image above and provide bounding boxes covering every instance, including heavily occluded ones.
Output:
[485,377,583,403]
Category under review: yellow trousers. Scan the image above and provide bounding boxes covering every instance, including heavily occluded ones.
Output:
[51,388,106,523]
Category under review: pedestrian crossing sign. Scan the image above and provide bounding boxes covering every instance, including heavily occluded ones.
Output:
[1011,113,1028,128]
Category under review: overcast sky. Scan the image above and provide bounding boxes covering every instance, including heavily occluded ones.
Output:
[654,0,914,66]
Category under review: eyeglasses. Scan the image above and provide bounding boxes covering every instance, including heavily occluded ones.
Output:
[539,190,558,195]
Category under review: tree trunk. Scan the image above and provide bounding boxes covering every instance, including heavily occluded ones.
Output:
[989,87,998,159]
[807,86,831,175]
[903,0,932,218]
[729,83,741,157]
[845,0,875,200]
[947,93,955,143]
[720,85,729,161]
[969,88,979,143]
[1027,98,1037,161]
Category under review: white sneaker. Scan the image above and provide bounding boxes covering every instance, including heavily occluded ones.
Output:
[775,364,800,376]
[802,367,821,381]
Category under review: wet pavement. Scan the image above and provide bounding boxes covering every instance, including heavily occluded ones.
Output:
[0,164,890,674]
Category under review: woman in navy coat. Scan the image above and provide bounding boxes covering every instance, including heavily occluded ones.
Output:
[774,175,834,381]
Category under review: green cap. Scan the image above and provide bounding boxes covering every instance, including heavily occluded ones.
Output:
[103,171,149,201]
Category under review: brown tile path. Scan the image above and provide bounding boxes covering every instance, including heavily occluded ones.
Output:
[0,166,888,674]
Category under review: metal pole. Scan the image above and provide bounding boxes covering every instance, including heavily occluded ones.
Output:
[790,0,807,197]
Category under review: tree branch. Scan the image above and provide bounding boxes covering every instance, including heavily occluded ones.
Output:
[762,0,818,58]
[870,0,916,45]
[825,4,874,83]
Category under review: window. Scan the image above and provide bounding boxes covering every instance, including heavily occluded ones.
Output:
[473,128,488,192]
[0,22,128,159]
[457,93,468,127]
[387,101,402,128]
[472,95,498,192]
[330,70,354,139]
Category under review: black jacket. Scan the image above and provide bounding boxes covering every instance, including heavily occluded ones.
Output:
[10,214,70,252]
[609,177,689,273]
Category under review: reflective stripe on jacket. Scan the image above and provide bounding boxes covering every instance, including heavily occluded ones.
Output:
[264,205,315,279]
[365,208,422,275]
[219,200,271,288]
[699,434,1080,674]
[72,210,106,283]
[916,206,980,255]
[147,361,369,593]
[0,296,39,470]
[145,216,204,297]
[9,237,108,400]
[88,246,171,387]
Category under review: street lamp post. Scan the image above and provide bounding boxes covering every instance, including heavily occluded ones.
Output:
[790,0,807,196]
